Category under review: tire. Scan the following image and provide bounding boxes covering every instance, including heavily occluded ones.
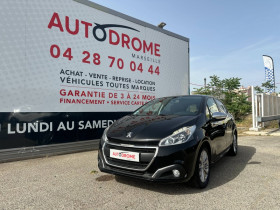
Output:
[192,147,210,189]
[228,133,238,156]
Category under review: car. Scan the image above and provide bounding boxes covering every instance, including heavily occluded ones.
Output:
[98,95,238,188]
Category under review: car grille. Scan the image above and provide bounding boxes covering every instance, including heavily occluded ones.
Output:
[103,143,158,171]
[107,137,159,146]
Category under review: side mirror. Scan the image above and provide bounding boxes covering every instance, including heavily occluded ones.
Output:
[212,112,227,121]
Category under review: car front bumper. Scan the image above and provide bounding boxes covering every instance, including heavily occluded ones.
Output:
[98,141,197,182]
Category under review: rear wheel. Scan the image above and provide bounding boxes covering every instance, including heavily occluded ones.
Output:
[228,133,238,156]
[192,147,210,188]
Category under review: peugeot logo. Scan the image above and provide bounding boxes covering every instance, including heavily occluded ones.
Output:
[126,132,133,138]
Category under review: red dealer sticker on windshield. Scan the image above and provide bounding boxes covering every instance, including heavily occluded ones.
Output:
[110,149,139,162]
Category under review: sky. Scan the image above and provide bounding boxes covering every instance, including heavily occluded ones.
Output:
[91,0,280,92]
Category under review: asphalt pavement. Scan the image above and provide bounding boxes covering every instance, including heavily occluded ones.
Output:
[0,136,279,209]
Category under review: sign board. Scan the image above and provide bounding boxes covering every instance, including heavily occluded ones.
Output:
[0,0,189,150]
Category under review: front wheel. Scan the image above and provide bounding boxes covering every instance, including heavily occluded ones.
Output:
[228,133,238,156]
[192,147,210,188]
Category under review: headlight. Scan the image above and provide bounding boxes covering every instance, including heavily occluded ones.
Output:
[101,126,110,144]
[159,125,196,146]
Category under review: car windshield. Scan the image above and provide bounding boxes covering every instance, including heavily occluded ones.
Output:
[133,96,202,116]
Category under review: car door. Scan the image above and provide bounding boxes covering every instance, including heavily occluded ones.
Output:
[205,98,227,157]
[215,99,234,149]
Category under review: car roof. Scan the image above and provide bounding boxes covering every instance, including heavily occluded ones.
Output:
[156,95,210,100]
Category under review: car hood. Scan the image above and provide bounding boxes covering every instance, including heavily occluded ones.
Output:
[107,114,199,142]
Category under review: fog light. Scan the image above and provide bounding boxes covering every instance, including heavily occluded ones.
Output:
[172,169,180,177]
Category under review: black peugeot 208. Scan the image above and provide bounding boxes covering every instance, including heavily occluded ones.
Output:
[98,95,238,188]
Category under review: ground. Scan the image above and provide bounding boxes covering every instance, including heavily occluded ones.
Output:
[0,136,279,209]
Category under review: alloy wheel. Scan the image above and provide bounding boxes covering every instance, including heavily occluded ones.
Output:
[199,150,209,183]
[233,134,237,153]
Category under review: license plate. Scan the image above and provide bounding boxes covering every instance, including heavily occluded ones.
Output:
[110,149,139,162]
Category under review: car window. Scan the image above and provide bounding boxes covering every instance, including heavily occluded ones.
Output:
[133,96,202,116]
[134,100,164,116]
[206,98,219,114]
[159,97,201,116]
[215,99,228,114]
[205,106,210,120]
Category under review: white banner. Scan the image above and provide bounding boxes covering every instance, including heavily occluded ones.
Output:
[262,55,275,93]
[0,0,189,112]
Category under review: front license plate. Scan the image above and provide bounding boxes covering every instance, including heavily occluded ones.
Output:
[110,149,139,162]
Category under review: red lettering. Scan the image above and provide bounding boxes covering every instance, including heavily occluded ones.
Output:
[131,37,142,51]
[81,21,92,38]
[48,12,63,32]
[155,43,160,57]
[109,29,120,45]
[81,91,86,97]
[143,40,153,55]
[65,16,79,35]
[48,13,161,56]
[75,90,79,96]
[108,31,160,56]
[68,90,73,96]
[60,89,66,96]
[121,33,130,49]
